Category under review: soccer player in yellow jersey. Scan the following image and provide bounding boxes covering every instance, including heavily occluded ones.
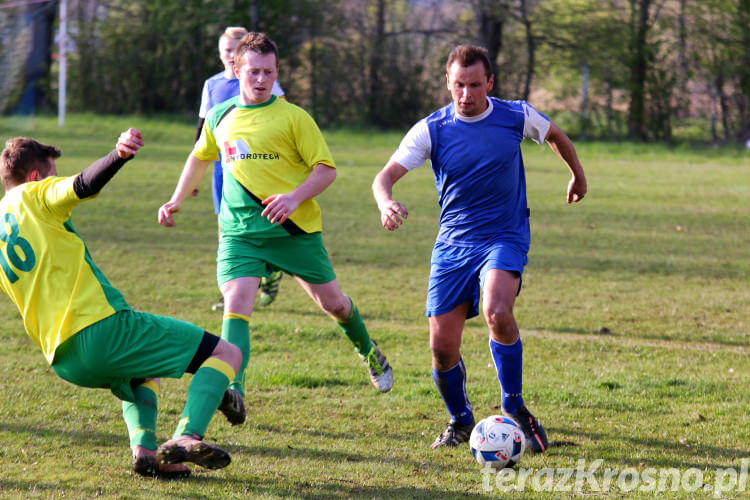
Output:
[0,129,242,479]
[196,26,287,311]
[158,32,393,424]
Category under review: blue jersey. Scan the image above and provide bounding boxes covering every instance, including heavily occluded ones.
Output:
[198,72,239,119]
[392,98,550,249]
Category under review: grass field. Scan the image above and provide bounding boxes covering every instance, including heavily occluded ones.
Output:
[0,114,748,499]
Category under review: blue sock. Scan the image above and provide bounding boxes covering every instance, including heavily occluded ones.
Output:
[489,337,524,414]
[432,358,474,426]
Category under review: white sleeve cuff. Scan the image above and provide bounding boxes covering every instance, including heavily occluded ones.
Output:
[522,103,551,144]
[390,119,431,170]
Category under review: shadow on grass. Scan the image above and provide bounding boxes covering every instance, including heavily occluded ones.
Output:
[250,421,427,447]
[258,483,491,499]
[0,425,486,499]
[0,421,122,445]
[260,305,421,325]
[531,252,745,282]
[262,373,355,389]
[0,479,72,494]
[174,470,491,500]
[230,442,467,474]
[524,325,749,348]
[549,425,747,470]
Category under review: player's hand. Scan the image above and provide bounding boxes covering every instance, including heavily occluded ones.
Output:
[261,193,300,225]
[567,175,587,204]
[379,200,408,231]
[116,128,144,159]
[158,200,181,227]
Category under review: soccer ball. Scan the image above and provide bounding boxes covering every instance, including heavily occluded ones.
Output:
[469,415,525,469]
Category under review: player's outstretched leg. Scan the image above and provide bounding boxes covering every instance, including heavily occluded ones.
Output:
[258,270,283,306]
[303,278,393,392]
[336,299,393,392]
[430,358,475,449]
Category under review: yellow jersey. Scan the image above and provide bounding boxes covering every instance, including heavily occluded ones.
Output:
[0,176,128,363]
[193,95,335,237]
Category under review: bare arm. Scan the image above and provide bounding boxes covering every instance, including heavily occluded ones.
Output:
[260,163,336,225]
[372,161,409,231]
[545,122,587,203]
[157,154,212,227]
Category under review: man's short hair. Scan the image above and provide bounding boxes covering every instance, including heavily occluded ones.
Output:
[446,45,493,79]
[0,137,60,191]
[234,32,279,68]
[220,26,248,44]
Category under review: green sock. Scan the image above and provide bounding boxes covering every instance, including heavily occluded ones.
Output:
[336,299,374,355]
[222,313,250,394]
[174,358,234,439]
[122,380,159,450]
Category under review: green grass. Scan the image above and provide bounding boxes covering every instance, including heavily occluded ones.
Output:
[0,114,748,499]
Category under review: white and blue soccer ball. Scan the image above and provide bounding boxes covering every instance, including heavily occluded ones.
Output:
[469,415,525,469]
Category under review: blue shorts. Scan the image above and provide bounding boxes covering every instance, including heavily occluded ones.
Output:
[212,159,223,215]
[426,240,528,319]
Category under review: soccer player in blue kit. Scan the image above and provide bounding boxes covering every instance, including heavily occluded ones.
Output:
[372,45,587,451]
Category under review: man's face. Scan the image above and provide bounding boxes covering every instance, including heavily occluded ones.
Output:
[235,51,278,105]
[446,61,494,117]
[219,37,241,74]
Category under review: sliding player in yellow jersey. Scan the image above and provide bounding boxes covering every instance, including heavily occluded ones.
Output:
[0,129,241,479]
[158,32,393,425]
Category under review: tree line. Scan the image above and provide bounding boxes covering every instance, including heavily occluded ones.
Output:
[1,0,748,142]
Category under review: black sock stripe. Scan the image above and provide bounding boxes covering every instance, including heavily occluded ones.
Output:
[186,332,221,374]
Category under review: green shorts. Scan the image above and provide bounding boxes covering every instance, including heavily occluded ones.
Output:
[51,309,208,402]
[217,232,336,287]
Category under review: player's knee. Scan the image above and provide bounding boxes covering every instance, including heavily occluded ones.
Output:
[225,289,254,311]
[430,340,460,368]
[431,346,451,365]
[320,296,349,319]
[485,309,515,335]
[213,339,242,372]
[220,279,257,313]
